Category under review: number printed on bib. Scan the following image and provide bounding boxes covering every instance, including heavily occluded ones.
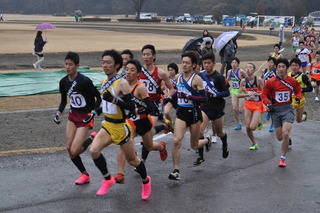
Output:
[313,68,320,74]
[141,79,156,94]
[70,94,86,108]
[275,91,291,103]
[102,100,117,114]
[232,82,240,89]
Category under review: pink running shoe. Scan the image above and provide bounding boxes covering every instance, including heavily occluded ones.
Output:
[96,176,116,196]
[75,173,90,185]
[141,176,152,200]
[90,132,97,139]
[278,159,286,167]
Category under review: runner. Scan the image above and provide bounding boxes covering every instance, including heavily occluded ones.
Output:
[269,44,283,60]
[117,49,134,77]
[139,44,175,162]
[311,51,320,101]
[163,62,179,125]
[89,50,151,200]
[296,41,312,75]
[261,57,277,132]
[194,53,230,165]
[115,59,167,184]
[226,57,247,130]
[288,57,312,123]
[238,63,266,150]
[54,51,101,185]
[261,58,302,167]
[290,31,301,57]
[167,51,210,180]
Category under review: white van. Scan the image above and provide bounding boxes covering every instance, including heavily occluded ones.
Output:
[313,17,320,27]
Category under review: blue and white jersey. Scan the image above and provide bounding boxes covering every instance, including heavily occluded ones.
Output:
[177,73,196,108]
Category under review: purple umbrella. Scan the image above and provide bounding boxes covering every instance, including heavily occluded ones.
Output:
[35,23,56,30]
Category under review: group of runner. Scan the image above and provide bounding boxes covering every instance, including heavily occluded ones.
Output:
[52,35,320,200]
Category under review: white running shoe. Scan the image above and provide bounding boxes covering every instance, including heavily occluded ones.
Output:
[211,135,217,143]
[315,97,319,101]
[33,64,37,69]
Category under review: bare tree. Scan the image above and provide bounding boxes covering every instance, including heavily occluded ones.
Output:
[126,0,148,19]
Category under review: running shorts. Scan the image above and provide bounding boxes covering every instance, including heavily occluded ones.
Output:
[244,101,267,113]
[176,106,202,127]
[101,120,132,145]
[291,95,306,109]
[201,108,225,121]
[127,116,153,136]
[301,62,308,68]
[68,110,93,129]
[292,46,299,50]
[150,100,163,117]
[311,78,320,86]
[271,104,294,128]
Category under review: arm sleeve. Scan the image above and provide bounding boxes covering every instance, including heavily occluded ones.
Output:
[261,81,271,105]
[115,93,135,111]
[293,80,302,99]
[137,97,154,115]
[301,74,312,93]
[188,89,207,103]
[58,80,67,113]
[216,75,230,97]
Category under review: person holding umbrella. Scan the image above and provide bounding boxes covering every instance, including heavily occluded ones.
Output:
[33,31,47,70]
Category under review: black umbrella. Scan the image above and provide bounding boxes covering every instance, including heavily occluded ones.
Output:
[182,37,204,53]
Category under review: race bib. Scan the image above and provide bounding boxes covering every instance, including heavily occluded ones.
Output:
[70,94,86,108]
[275,91,291,103]
[128,113,141,121]
[232,82,240,89]
[102,100,117,114]
[141,79,157,94]
[246,91,260,101]
[312,68,320,74]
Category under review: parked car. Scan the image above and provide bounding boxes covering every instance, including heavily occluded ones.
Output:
[166,16,175,22]
[177,16,186,23]
[193,15,204,24]
[203,15,215,24]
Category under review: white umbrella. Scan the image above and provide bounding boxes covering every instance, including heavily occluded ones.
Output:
[201,37,213,49]
[214,31,239,53]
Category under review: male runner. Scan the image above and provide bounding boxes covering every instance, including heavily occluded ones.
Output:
[226,57,247,130]
[89,50,151,200]
[238,63,266,150]
[54,51,101,185]
[167,51,210,180]
[194,53,230,165]
[311,51,320,101]
[262,58,302,167]
[117,49,134,76]
[296,41,312,75]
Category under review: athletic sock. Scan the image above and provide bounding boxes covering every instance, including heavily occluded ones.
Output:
[71,155,86,173]
[135,161,147,180]
[280,156,286,161]
[82,138,92,151]
[221,133,228,148]
[141,144,149,161]
[198,136,204,158]
[154,124,165,134]
[93,154,109,176]
[104,175,111,180]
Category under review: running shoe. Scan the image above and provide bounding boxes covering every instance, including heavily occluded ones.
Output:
[303,111,308,121]
[33,64,37,70]
[168,169,180,180]
[222,145,229,158]
[96,176,116,196]
[265,112,271,120]
[315,97,319,101]
[249,143,258,150]
[278,159,286,167]
[257,120,263,130]
[115,173,125,184]
[194,157,205,166]
[90,131,97,139]
[159,142,168,161]
[195,149,199,153]
[269,125,274,132]
[289,138,292,146]
[163,120,174,134]
[211,135,217,143]
[234,124,242,130]
[205,135,212,152]
[141,176,152,200]
[75,173,90,185]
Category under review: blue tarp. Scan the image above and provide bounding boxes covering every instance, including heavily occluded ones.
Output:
[0,68,106,97]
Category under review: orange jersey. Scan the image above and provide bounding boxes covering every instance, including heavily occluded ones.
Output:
[312,61,320,81]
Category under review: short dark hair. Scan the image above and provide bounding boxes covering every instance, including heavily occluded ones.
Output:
[276,58,290,68]
[274,44,280,49]
[316,51,320,56]
[247,63,256,70]
[167,63,179,74]
[102,49,123,71]
[141,44,156,55]
[202,53,216,63]
[121,49,134,59]
[181,51,198,65]
[65,51,80,65]
[125,59,142,73]
[290,57,302,67]
[231,57,240,64]
[299,41,304,45]
[267,57,277,64]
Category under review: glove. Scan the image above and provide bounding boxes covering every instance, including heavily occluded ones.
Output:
[295,98,300,104]
[103,90,114,102]
[178,92,189,99]
[53,114,61,124]
[163,97,171,105]
[83,111,96,123]
[267,104,275,112]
